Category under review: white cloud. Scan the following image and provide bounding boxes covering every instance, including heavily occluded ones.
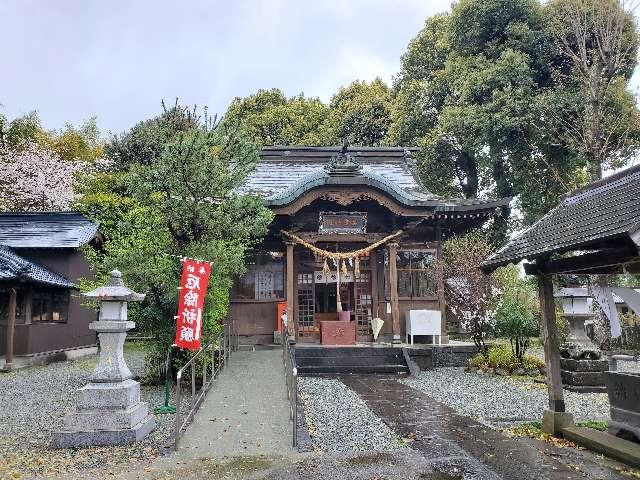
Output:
[308,47,398,102]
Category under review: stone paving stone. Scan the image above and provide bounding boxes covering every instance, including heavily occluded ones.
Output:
[172,347,296,459]
[342,375,634,480]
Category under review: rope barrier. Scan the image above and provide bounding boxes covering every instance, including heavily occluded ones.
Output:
[281,229,403,260]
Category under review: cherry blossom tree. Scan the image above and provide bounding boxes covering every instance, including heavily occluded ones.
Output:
[440,233,498,352]
[0,141,104,212]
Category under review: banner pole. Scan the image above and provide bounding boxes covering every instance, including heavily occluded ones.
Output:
[154,344,177,414]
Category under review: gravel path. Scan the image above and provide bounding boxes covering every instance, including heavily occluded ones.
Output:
[0,344,184,479]
[402,368,611,428]
[298,377,405,453]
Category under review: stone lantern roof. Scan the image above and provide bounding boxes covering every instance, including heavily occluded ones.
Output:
[82,269,145,302]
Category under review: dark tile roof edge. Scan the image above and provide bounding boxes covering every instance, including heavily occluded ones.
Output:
[0,246,76,288]
[562,163,640,199]
[259,146,419,161]
[481,165,640,272]
[261,145,419,152]
[481,231,634,272]
[0,211,99,248]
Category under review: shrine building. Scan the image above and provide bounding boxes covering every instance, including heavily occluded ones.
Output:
[229,145,509,345]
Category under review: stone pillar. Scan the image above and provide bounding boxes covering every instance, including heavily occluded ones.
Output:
[286,242,295,339]
[53,270,155,448]
[388,242,401,344]
[537,272,574,435]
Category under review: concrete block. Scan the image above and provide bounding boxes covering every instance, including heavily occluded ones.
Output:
[76,379,140,410]
[62,402,150,431]
[561,370,606,387]
[542,410,574,435]
[562,426,640,469]
[52,415,155,449]
[610,407,640,439]
[560,358,608,372]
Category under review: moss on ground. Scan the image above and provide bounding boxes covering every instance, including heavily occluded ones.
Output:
[197,456,273,477]
[343,452,396,466]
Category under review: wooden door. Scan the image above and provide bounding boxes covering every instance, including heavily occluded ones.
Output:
[355,271,374,341]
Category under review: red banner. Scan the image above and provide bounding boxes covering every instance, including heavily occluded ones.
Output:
[174,259,212,350]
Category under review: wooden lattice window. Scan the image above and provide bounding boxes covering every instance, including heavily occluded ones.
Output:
[232,251,284,300]
[297,273,314,331]
[385,249,437,299]
[355,272,373,338]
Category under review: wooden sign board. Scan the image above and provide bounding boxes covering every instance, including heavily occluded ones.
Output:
[319,212,367,235]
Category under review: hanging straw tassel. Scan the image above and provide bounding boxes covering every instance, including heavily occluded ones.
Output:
[341,259,348,276]
[354,256,360,277]
[322,257,330,275]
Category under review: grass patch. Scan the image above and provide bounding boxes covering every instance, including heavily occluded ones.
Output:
[344,452,395,466]
[199,455,273,477]
[577,420,608,431]
[505,422,579,448]
[124,340,153,354]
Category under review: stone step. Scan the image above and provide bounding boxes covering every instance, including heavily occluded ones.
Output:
[63,402,150,431]
[76,379,141,410]
[295,346,405,357]
[52,415,155,449]
[296,354,405,367]
[562,426,640,469]
[297,364,410,375]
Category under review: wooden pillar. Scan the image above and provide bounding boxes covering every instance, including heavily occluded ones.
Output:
[435,234,449,344]
[370,249,379,319]
[24,286,32,325]
[388,242,401,344]
[4,287,17,371]
[286,242,295,339]
[537,271,573,434]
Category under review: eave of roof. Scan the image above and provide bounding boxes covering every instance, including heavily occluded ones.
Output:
[264,168,509,212]
[0,212,99,249]
[252,146,508,213]
[0,246,76,288]
[482,164,640,272]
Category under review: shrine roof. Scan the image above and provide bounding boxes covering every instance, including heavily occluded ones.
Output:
[0,212,99,249]
[0,245,75,288]
[482,164,640,272]
[244,146,508,212]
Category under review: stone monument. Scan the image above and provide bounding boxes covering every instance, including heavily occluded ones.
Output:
[52,269,155,448]
[559,312,608,392]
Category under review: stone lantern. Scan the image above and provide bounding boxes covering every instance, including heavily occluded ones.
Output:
[53,270,155,448]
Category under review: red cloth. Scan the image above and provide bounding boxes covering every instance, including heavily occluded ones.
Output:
[174,259,212,350]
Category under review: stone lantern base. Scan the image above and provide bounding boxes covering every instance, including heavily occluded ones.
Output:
[52,379,155,448]
[51,270,155,449]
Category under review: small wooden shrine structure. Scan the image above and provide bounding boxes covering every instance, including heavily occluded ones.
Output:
[229,144,508,345]
[482,164,640,434]
[0,213,99,369]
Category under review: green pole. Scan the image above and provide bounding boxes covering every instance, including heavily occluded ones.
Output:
[154,345,176,414]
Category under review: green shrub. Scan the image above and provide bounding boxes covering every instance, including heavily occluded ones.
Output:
[468,345,544,374]
[468,353,487,369]
[494,280,539,360]
[521,356,544,371]
[555,311,569,345]
[486,344,520,371]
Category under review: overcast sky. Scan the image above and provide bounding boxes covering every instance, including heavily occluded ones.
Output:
[1,0,451,136]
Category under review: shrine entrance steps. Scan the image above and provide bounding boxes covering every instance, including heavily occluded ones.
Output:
[293,343,478,375]
[295,345,410,375]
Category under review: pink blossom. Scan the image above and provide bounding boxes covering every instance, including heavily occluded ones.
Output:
[0,142,106,212]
